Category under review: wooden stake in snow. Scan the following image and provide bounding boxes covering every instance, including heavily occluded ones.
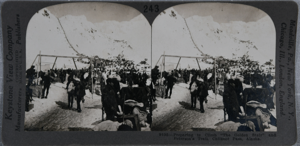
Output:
[214,58,217,100]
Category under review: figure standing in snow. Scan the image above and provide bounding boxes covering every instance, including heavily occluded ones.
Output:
[41,70,53,99]
[165,72,177,99]
[67,78,75,109]
[223,79,240,121]
[26,65,36,86]
[190,81,198,108]
[197,81,208,113]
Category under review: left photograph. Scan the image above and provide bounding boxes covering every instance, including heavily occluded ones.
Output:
[25,2,152,131]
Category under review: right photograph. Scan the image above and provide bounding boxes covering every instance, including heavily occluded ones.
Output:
[151,3,276,132]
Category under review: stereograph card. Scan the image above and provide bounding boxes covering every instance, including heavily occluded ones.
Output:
[0,0,299,145]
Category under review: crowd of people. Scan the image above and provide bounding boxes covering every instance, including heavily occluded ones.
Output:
[26,64,155,130]
[152,65,276,128]
[26,61,276,131]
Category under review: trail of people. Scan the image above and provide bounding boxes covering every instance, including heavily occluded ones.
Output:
[25,83,103,131]
[152,84,224,131]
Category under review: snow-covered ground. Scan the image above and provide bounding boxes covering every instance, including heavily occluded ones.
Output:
[25,82,276,131]
[25,82,151,131]
[152,83,277,131]
[152,84,225,131]
[25,82,103,131]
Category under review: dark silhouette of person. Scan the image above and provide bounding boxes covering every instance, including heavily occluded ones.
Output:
[165,72,177,99]
[197,81,208,113]
[223,79,240,121]
[41,71,52,99]
[26,65,36,86]
[102,78,119,120]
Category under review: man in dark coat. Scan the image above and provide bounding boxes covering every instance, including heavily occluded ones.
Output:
[165,72,177,99]
[197,81,208,113]
[151,66,159,85]
[41,71,53,99]
[111,77,123,108]
[262,76,275,109]
[75,80,86,113]
[102,78,119,120]
[75,71,90,112]
[234,78,244,107]
[26,66,36,86]
[223,79,240,121]
[140,71,148,87]
[183,70,188,83]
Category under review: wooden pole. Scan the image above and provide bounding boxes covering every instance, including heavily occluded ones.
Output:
[39,54,87,58]
[175,57,181,70]
[196,58,201,70]
[214,58,217,100]
[31,55,39,67]
[39,51,42,73]
[90,58,94,99]
[72,58,78,70]
[39,51,41,85]
[52,57,58,70]
[155,55,162,67]
[163,52,165,72]
[162,54,206,59]
[36,54,39,85]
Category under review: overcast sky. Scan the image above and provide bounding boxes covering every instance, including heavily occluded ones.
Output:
[173,3,267,23]
[27,2,151,69]
[28,2,275,70]
[152,3,275,69]
[47,2,141,23]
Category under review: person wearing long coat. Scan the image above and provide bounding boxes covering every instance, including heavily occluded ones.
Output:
[165,72,177,99]
[102,78,119,120]
[223,79,240,121]
[234,78,244,107]
[75,80,86,113]
[41,71,53,99]
[190,81,198,109]
[75,71,90,113]
[197,81,208,113]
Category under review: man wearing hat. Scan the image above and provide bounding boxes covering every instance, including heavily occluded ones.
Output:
[102,78,119,120]
[75,71,90,112]
[151,66,159,85]
[197,80,208,113]
[26,65,36,86]
[41,70,52,99]
[165,72,177,99]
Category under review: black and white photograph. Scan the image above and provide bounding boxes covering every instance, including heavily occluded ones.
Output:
[151,3,277,132]
[25,2,153,131]
[25,2,277,132]
[2,0,299,145]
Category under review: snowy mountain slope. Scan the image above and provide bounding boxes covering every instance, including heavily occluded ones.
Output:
[152,7,275,69]
[26,8,151,69]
